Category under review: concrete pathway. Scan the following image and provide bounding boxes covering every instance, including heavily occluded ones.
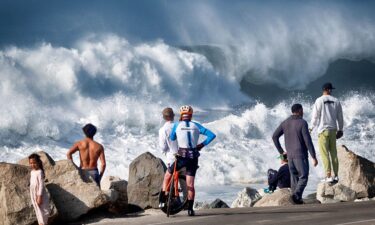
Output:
[69,201,375,225]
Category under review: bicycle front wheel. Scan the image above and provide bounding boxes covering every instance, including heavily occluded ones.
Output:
[161,174,188,216]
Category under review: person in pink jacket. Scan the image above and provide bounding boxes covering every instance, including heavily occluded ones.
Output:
[29,153,50,225]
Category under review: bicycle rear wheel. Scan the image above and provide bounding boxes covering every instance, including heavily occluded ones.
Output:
[161,174,188,216]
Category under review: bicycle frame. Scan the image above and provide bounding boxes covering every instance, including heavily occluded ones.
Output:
[166,158,179,197]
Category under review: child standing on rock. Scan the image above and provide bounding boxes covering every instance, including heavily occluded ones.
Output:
[29,153,50,225]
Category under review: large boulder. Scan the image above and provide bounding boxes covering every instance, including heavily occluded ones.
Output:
[315,145,375,203]
[337,145,375,198]
[127,152,166,209]
[46,160,109,221]
[254,189,294,207]
[231,187,262,208]
[317,182,357,204]
[18,152,109,222]
[0,163,58,225]
[101,176,128,212]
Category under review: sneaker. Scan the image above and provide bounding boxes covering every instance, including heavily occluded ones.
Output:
[333,176,339,183]
[159,202,165,208]
[188,209,195,216]
[321,177,334,183]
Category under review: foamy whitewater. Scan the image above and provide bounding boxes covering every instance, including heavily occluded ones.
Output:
[0,34,374,204]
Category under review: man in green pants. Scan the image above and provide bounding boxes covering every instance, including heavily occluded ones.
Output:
[310,82,344,183]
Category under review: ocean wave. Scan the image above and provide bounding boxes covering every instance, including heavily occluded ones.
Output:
[1,88,373,187]
[0,34,247,147]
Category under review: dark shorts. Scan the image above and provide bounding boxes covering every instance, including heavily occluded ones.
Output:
[168,157,199,176]
[82,168,100,186]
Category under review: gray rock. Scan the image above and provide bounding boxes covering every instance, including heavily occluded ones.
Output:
[45,160,109,221]
[337,145,375,198]
[254,188,294,207]
[209,198,230,208]
[317,182,357,203]
[101,176,128,212]
[231,187,262,208]
[0,162,58,225]
[194,201,210,210]
[127,152,166,209]
[18,152,109,222]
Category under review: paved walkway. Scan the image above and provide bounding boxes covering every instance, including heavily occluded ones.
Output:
[69,201,375,225]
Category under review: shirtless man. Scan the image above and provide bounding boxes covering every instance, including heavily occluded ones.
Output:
[67,123,106,186]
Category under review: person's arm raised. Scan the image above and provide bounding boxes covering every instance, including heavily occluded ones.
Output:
[195,122,216,150]
[67,142,79,160]
[272,123,285,155]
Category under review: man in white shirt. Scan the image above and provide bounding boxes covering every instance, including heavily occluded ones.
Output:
[158,107,178,208]
[310,82,344,183]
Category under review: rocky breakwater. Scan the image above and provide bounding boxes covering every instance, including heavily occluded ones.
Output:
[17,151,110,222]
[317,145,375,203]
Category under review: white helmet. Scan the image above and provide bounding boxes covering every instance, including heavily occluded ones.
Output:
[179,105,193,115]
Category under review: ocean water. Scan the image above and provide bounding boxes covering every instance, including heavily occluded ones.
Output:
[0,34,374,206]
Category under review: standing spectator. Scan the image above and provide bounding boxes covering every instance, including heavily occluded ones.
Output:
[170,105,216,216]
[272,104,318,204]
[310,82,344,183]
[29,153,50,225]
[158,107,178,208]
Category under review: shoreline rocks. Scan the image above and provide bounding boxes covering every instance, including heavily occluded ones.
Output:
[127,152,166,209]
[2,144,374,224]
[231,187,262,208]
[254,189,294,207]
[317,145,375,204]
[101,176,128,213]
[337,145,375,198]
[17,152,111,222]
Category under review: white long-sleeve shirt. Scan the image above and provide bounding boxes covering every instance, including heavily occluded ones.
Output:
[159,121,178,166]
[310,95,344,134]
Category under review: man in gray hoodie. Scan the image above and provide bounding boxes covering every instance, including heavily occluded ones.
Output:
[272,104,318,204]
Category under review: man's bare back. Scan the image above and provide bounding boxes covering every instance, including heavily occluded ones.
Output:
[67,124,106,182]
[68,138,105,169]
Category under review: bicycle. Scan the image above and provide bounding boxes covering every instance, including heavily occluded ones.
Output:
[159,158,188,217]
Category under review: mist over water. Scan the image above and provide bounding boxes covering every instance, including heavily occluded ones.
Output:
[1,1,375,202]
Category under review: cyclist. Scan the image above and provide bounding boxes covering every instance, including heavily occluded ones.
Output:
[158,107,178,208]
[170,105,216,216]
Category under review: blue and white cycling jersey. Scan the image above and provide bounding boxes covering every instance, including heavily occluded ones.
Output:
[170,120,216,150]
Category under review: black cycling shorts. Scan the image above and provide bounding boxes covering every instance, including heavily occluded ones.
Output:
[168,156,199,176]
